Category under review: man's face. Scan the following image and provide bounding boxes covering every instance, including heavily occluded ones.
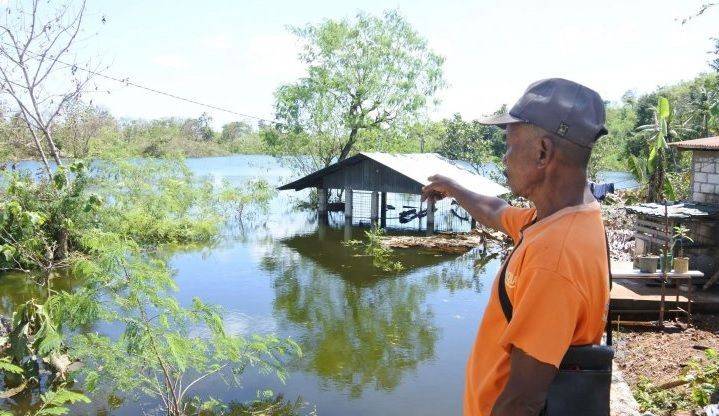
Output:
[502,124,542,198]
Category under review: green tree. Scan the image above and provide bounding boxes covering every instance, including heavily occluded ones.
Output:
[589,93,638,177]
[267,10,445,175]
[55,102,117,158]
[434,113,502,173]
[182,113,215,141]
[685,77,719,136]
[220,121,253,142]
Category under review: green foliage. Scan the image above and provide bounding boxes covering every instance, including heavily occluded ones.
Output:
[266,10,445,175]
[628,96,690,201]
[95,157,223,245]
[634,376,691,415]
[0,356,23,378]
[0,298,69,402]
[0,156,290,414]
[672,224,694,257]
[60,231,301,416]
[683,348,719,406]
[363,227,404,273]
[342,227,404,273]
[589,101,639,178]
[219,178,275,221]
[634,349,719,415]
[191,393,309,416]
[434,114,503,172]
[0,161,99,272]
[30,387,91,416]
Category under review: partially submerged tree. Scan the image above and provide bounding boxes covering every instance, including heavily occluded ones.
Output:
[266,10,445,175]
[0,0,95,177]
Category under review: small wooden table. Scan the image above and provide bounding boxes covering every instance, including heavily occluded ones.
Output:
[611,261,704,325]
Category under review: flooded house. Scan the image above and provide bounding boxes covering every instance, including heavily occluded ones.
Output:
[277,152,509,235]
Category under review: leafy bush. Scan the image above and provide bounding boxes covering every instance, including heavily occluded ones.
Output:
[0,161,101,272]
[634,348,719,415]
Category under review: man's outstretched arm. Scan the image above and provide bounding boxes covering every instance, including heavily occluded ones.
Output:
[421,174,509,234]
[492,347,557,416]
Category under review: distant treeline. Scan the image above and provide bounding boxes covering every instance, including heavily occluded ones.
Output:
[1,74,717,186]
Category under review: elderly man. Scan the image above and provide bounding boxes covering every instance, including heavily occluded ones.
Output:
[422,78,610,416]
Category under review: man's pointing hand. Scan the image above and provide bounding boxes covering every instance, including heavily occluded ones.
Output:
[421,174,458,202]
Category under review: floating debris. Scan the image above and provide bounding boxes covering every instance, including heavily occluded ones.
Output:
[380,229,507,254]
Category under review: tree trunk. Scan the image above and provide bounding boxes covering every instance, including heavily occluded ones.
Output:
[338,127,359,162]
[54,227,68,261]
[20,113,53,178]
[30,129,52,177]
[41,128,63,167]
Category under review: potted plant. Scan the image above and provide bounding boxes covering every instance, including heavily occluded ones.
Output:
[637,253,660,273]
[672,225,693,274]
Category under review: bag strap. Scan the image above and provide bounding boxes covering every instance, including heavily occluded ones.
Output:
[497,223,613,346]
[497,219,536,322]
[604,230,613,346]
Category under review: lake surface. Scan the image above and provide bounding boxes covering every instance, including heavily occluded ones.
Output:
[1,155,504,415]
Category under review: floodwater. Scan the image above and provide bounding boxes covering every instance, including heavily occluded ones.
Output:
[0,155,637,415]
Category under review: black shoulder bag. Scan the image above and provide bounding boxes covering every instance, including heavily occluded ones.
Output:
[497,225,614,416]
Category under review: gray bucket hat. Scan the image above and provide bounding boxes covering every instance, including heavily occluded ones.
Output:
[480,78,608,148]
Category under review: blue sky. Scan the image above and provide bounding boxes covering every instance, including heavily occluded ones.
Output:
[72,0,719,127]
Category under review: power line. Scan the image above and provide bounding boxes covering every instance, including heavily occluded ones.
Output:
[0,40,282,125]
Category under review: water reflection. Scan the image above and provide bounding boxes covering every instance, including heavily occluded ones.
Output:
[261,225,489,398]
[1,156,501,415]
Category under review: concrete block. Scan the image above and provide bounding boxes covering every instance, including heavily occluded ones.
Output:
[693,192,710,203]
[700,183,715,193]
[701,163,716,173]
[710,173,719,184]
[695,172,708,183]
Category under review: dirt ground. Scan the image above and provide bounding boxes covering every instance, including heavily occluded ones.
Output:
[614,314,719,387]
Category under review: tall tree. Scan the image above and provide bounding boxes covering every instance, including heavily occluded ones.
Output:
[267,10,445,175]
[0,0,95,177]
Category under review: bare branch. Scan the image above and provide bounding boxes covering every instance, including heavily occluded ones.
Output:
[0,0,94,175]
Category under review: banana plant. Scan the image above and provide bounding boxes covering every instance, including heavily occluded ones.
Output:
[632,97,690,201]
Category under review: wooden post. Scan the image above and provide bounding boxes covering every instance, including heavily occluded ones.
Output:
[344,221,352,242]
[370,191,379,225]
[380,192,387,228]
[317,188,328,218]
[344,187,353,223]
[426,198,435,235]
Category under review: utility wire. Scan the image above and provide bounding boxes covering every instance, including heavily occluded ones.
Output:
[0,40,281,125]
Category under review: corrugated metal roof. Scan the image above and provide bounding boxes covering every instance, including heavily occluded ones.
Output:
[669,136,719,150]
[625,202,719,219]
[277,152,510,197]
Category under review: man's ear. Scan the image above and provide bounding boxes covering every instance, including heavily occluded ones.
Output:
[537,136,555,168]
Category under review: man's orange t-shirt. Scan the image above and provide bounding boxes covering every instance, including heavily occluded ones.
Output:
[463,201,610,416]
